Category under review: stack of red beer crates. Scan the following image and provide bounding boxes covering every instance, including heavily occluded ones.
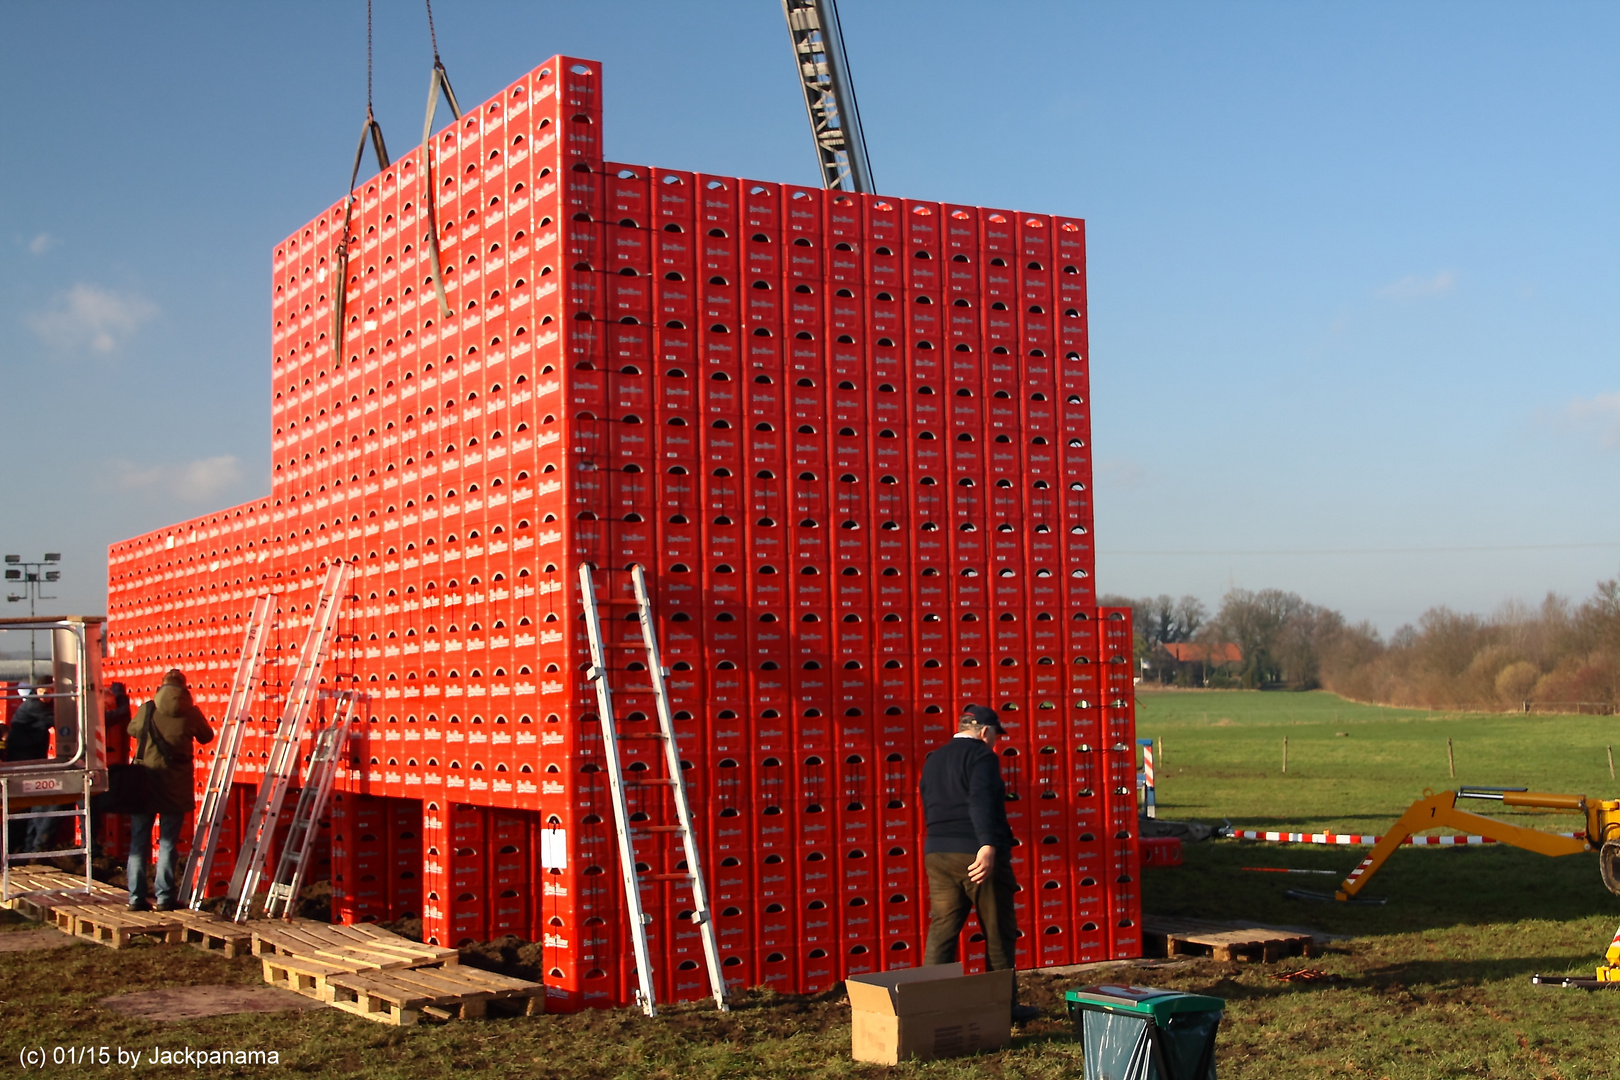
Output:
[103,53,1138,1011]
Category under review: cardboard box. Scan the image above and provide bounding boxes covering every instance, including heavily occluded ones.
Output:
[846,963,1014,1064]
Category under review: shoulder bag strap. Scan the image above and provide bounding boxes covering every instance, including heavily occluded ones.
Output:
[139,701,175,765]
[132,701,154,764]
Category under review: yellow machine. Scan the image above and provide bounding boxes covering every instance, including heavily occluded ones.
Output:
[1598,925,1620,982]
[1335,786,1620,902]
[1532,925,1620,988]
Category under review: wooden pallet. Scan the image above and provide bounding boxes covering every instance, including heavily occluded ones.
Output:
[1142,916,1318,963]
[173,911,254,958]
[252,920,459,971]
[261,953,366,1001]
[2,870,126,921]
[53,903,184,949]
[324,965,544,1026]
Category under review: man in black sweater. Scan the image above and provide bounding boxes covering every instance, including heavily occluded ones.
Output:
[919,704,1038,1023]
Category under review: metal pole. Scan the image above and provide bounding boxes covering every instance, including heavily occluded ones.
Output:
[1447,738,1455,779]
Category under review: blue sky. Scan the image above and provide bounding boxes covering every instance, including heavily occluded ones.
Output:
[1,1,1615,634]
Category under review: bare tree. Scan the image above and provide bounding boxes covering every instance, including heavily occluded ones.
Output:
[1203,588,1339,689]
[1100,593,1207,683]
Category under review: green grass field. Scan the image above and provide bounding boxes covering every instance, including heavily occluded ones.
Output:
[1,689,1618,1078]
[1139,688,1620,836]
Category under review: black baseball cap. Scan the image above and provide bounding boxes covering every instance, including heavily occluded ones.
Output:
[961,704,1006,734]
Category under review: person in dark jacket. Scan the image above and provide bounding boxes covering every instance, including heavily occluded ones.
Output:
[92,683,133,857]
[5,680,54,763]
[5,680,56,852]
[126,669,213,911]
[102,682,131,766]
[919,704,1038,1024]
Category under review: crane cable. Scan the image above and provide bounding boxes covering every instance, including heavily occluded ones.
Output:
[331,0,392,363]
[420,0,462,321]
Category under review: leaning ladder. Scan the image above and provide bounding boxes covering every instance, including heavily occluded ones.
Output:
[579,562,728,1017]
[263,689,363,920]
[179,592,275,908]
[227,562,353,922]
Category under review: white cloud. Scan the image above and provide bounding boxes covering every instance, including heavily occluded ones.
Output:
[1566,392,1620,449]
[27,233,58,255]
[1378,270,1456,301]
[112,455,244,501]
[26,283,156,353]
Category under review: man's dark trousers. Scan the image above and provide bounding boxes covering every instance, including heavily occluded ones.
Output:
[922,849,1018,970]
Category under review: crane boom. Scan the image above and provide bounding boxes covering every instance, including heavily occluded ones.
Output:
[781,0,874,193]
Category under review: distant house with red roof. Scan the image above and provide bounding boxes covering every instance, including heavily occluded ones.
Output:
[1158,641,1243,686]
[1163,643,1242,666]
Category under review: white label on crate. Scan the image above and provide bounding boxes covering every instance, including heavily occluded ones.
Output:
[540,828,568,870]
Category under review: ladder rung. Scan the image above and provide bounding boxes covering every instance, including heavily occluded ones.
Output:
[6,808,86,820]
[8,847,90,862]
[580,560,727,1014]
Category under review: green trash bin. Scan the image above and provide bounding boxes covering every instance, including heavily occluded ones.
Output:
[1065,985,1225,1080]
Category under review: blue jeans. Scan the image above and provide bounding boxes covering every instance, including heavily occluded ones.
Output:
[127,811,185,906]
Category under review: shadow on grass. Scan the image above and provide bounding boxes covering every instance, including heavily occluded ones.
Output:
[1200,954,1598,1004]
[1145,839,1620,940]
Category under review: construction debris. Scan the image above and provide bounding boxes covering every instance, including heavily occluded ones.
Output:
[1271,968,1341,984]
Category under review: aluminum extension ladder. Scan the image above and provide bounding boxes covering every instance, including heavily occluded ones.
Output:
[263,689,363,920]
[579,562,728,1017]
[227,562,353,922]
[179,592,275,908]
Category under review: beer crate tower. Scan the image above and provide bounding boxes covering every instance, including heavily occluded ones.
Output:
[103,54,1139,1011]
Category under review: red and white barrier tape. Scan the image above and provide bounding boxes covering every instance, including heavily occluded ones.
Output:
[1226,829,1583,846]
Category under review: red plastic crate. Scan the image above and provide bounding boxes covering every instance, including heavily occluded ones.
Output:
[101,48,1122,1009]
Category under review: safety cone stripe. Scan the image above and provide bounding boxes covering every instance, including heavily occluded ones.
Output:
[1228,829,1583,846]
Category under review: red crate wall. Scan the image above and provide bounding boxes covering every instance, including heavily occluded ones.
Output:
[104,52,1134,1010]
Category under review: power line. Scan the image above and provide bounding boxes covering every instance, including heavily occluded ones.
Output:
[1099,541,1620,557]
